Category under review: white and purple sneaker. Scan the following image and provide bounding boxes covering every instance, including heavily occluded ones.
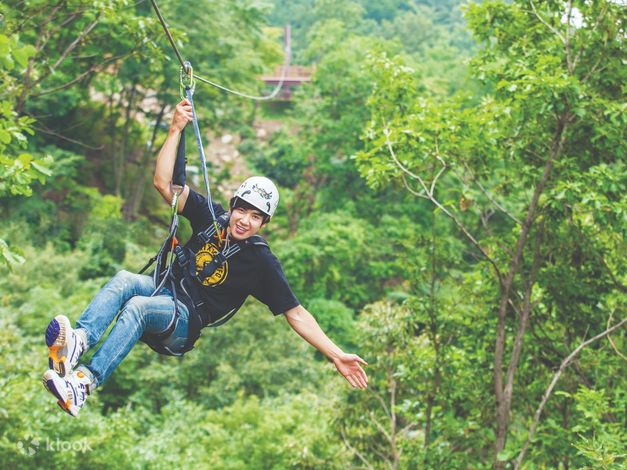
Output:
[42,369,92,417]
[45,315,87,377]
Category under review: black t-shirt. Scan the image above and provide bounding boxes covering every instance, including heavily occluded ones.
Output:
[177,188,299,325]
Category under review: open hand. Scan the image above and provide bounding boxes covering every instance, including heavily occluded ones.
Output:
[333,353,369,389]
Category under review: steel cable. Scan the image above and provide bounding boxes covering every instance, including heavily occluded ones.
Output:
[149,0,290,101]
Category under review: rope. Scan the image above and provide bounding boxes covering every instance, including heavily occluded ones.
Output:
[149,0,290,101]
[185,86,222,241]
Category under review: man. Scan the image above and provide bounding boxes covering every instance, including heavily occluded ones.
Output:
[42,99,369,417]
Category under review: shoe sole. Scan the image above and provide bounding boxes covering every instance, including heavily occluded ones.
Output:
[46,316,72,377]
[42,370,75,416]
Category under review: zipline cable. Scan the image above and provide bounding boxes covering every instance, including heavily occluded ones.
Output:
[149,0,291,101]
[149,0,186,69]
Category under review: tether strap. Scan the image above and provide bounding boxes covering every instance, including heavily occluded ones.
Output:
[185,85,221,242]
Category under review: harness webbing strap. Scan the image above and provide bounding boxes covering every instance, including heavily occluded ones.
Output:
[181,213,265,284]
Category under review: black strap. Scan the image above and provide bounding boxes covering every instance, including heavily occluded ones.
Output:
[138,254,158,275]
[172,128,186,187]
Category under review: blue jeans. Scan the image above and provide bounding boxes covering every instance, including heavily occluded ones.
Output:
[75,270,189,387]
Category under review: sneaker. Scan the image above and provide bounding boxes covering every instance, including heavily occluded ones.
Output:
[42,369,92,417]
[45,315,86,377]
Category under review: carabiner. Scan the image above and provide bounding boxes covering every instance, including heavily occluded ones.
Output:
[179,61,195,99]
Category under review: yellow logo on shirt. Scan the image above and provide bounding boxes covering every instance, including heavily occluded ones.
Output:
[196,243,228,286]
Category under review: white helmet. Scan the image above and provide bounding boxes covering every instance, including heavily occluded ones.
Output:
[231,176,279,219]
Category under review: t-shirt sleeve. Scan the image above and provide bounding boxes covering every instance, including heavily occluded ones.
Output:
[181,187,226,233]
[252,249,300,315]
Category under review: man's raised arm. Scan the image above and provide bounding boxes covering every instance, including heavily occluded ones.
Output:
[154,99,192,211]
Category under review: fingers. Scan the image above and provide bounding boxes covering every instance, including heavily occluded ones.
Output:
[345,374,359,388]
[336,353,369,389]
[345,353,368,367]
[172,102,193,130]
[355,356,368,366]
[355,373,368,389]
[345,371,368,389]
[176,104,193,119]
[356,367,369,387]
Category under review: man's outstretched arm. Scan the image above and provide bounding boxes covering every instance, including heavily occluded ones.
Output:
[284,305,368,389]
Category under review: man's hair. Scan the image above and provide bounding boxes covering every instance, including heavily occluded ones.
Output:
[230,197,269,224]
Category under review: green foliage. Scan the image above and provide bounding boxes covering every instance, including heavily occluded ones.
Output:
[0,0,624,468]
[0,32,53,267]
[351,0,626,467]
[274,211,381,309]
[73,189,127,280]
[306,298,355,350]
[249,130,309,188]
[571,387,626,469]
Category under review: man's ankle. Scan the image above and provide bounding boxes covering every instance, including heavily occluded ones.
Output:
[76,365,98,390]
[75,328,89,352]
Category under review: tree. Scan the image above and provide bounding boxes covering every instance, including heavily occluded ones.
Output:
[0,31,52,267]
[355,1,625,467]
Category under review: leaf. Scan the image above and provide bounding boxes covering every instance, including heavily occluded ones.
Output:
[17,153,32,166]
[12,44,36,68]
[0,239,25,268]
[31,160,53,177]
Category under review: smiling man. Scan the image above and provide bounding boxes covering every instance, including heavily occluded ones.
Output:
[42,99,368,417]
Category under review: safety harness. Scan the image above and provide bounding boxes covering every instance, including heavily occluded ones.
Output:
[137,64,266,356]
[140,211,268,356]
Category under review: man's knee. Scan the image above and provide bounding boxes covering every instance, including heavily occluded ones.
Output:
[113,270,137,284]
[118,297,150,327]
[108,270,145,295]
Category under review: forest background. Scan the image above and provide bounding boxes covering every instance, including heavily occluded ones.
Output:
[0,0,624,469]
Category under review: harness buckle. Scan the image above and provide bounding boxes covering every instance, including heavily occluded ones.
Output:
[198,230,212,244]
[173,245,189,267]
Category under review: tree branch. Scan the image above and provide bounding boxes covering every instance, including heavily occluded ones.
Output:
[606,312,627,362]
[37,12,81,54]
[400,173,429,200]
[529,0,565,44]
[564,0,574,72]
[494,113,570,465]
[514,316,627,468]
[503,219,545,414]
[369,412,393,445]
[340,427,374,470]
[460,161,522,225]
[33,53,132,96]
[368,388,392,419]
[32,125,104,150]
[35,13,102,86]
[384,127,504,285]
[481,211,515,257]
[572,4,608,74]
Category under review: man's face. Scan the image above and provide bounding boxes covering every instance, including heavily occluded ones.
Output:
[229,206,266,240]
